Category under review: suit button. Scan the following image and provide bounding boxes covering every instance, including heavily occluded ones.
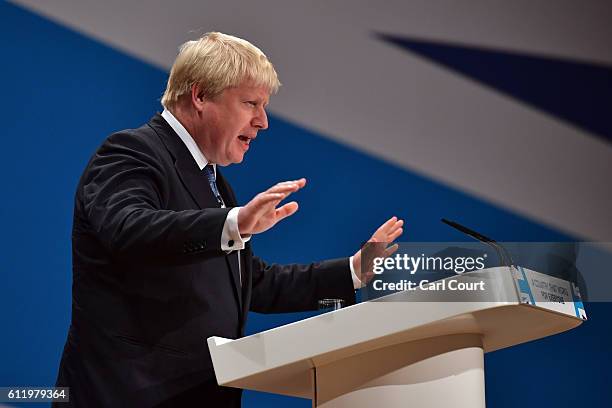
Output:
[228,240,234,247]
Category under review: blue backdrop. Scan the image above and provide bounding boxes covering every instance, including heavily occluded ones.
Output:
[1,3,610,406]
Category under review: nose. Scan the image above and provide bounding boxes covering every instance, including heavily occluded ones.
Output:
[252,106,268,130]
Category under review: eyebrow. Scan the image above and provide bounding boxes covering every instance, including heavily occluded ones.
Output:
[246,97,269,107]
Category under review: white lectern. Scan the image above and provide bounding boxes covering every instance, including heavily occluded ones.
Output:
[208,266,586,407]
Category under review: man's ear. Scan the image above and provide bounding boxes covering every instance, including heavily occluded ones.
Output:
[191,84,207,112]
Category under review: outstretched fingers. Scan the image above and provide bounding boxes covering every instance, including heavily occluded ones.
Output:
[268,178,307,193]
[268,184,298,194]
[385,243,399,257]
[387,219,403,235]
[261,179,306,213]
[280,178,306,188]
[275,201,299,221]
[240,179,307,235]
[388,226,403,242]
[255,192,286,207]
[379,216,398,232]
[374,216,404,243]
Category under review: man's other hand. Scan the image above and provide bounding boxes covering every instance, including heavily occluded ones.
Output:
[352,216,404,286]
[238,178,307,236]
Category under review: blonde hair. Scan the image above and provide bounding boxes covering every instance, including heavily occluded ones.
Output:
[161,32,280,108]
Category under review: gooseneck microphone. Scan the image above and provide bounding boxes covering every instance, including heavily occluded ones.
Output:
[441,218,514,267]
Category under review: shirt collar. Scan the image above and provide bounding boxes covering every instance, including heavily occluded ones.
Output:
[161,109,215,176]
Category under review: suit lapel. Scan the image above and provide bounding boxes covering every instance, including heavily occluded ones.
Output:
[216,169,243,312]
[217,171,252,325]
[215,170,237,207]
[174,159,219,210]
[148,113,219,209]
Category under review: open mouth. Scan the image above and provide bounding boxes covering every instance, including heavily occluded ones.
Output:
[238,135,250,144]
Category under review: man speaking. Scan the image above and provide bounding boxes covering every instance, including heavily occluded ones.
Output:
[54,32,403,407]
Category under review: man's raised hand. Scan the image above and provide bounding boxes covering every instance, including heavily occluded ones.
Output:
[352,216,404,286]
[238,178,307,236]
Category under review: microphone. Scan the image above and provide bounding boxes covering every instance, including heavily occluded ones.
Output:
[441,218,514,267]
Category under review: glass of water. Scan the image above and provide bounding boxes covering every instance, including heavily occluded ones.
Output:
[318,298,345,312]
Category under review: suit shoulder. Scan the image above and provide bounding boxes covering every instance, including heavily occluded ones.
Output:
[101,121,166,157]
[76,120,171,193]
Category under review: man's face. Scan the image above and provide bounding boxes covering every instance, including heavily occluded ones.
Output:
[196,83,270,166]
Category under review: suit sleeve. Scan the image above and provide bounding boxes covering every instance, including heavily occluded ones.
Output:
[79,131,230,263]
[249,256,356,313]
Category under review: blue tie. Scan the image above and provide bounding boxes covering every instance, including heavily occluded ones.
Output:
[203,164,223,207]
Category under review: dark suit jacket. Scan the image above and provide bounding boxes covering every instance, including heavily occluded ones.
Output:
[55,114,356,407]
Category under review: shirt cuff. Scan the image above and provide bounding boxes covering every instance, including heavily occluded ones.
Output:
[349,255,363,289]
[221,207,251,251]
